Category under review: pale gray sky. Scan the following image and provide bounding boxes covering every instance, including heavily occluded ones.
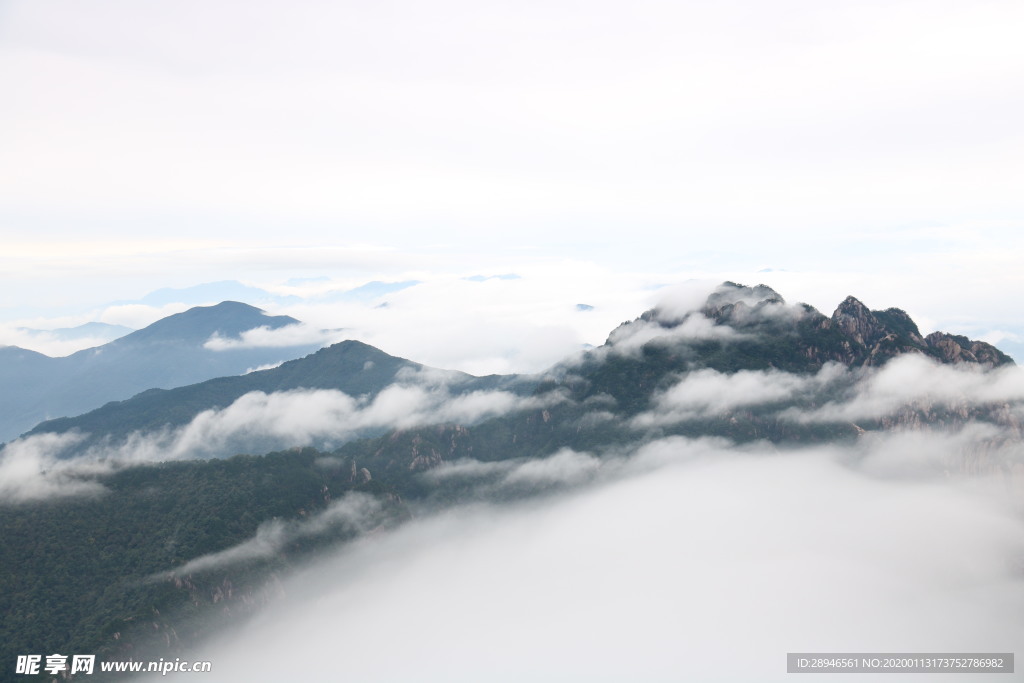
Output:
[2,0,1022,367]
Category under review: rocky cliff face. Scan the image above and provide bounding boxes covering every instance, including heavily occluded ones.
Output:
[684,282,1013,369]
[699,282,788,326]
[925,332,1010,365]
[584,282,1015,421]
[831,296,888,347]
[828,296,1010,368]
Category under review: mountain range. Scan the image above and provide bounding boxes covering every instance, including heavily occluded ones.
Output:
[16,322,134,344]
[0,302,327,444]
[14,283,1016,456]
[0,282,1020,681]
[27,339,529,458]
[114,278,421,307]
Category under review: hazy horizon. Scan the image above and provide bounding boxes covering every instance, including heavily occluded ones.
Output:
[3,0,1023,371]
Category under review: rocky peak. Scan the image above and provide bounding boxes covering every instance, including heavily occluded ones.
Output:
[704,282,784,309]
[826,297,1013,368]
[925,332,1013,367]
[830,296,886,347]
[873,307,926,346]
[603,283,1014,370]
[701,282,787,326]
[627,282,788,332]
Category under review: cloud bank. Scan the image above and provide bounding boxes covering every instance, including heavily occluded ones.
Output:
[630,354,1024,431]
[8,328,1024,506]
[0,382,562,503]
[633,364,848,426]
[153,435,1024,682]
[787,354,1024,424]
[605,312,742,355]
[0,432,106,503]
[203,323,343,351]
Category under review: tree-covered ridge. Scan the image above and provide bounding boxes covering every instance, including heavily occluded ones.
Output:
[25,341,422,443]
[25,340,533,460]
[0,450,404,681]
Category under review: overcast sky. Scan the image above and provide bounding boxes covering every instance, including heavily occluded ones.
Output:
[2,0,1022,368]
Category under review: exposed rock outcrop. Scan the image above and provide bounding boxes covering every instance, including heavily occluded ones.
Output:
[925,332,1011,366]
[831,296,885,347]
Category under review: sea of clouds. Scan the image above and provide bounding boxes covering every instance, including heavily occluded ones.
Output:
[147,434,1024,682]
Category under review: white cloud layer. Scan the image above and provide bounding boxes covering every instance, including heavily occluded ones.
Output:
[203,323,343,351]
[787,355,1024,424]
[1,264,664,374]
[273,267,657,374]
[107,384,555,461]
[628,354,1024,430]
[0,325,131,358]
[0,382,562,502]
[8,326,1024,505]
[419,448,606,504]
[153,435,1024,682]
[605,312,741,355]
[2,265,1021,381]
[633,364,847,425]
[0,432,106,502]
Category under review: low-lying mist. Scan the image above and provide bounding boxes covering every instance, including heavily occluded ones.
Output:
[152,434,1024,682]
[0,382,561,503]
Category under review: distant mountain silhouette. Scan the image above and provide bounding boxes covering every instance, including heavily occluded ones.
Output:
[0,302,326,443]
[17,321,134,343]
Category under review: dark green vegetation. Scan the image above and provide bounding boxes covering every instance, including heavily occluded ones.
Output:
[0,302,326,444]
[28,340,532,459]
[26,340,424,448]
[0,450,405,681]
[1,283,1017,681]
